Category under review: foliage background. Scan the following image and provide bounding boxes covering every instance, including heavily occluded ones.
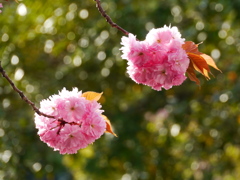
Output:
[0,0,240,179]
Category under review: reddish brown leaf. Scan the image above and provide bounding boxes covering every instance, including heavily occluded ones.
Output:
[183,41,221,85]
[188,53,210,79]
[81,91,103,102]
[182,41,201,55]
[186,62,201,85]
[200,54,222,72]
[102,115,117,137]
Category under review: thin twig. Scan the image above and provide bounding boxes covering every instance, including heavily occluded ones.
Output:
[0,61,55,119]
[94,0,129,35]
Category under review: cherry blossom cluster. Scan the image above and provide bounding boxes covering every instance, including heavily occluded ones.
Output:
[120,25,190,91]
[34,88,106,154]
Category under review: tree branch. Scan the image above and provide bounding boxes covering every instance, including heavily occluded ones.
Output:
[94,0,129,36]
[0,61,55,119]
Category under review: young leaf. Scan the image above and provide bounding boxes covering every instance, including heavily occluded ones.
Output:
[200,54,222,72]
[187,53,210,79]
[186,62,201,85]
[182,41,201,55]
[182,41,221,85]
[81,91,103,102]
[102,115,117,137]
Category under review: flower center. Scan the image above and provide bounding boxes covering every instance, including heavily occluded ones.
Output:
[161,70,166,75]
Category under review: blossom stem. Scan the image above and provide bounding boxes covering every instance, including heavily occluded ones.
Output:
[56,119,81,135]
[94,0,129,35]
[0,61,55,119]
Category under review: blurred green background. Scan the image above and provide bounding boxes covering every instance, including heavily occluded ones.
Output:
[0,0,240,179]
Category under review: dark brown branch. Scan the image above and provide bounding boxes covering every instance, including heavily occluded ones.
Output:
[94,0,129,36]
[0,61,55,119]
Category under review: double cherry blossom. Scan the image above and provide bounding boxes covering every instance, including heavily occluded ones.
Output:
[34,88,109,154]
[120,25,190,91]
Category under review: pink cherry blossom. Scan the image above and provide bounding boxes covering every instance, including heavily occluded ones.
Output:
[57,124,89,154]
[120,25,189,91]
[146,27,173,45]
[120,33,139,59]
[81,112,106,139]
[34,88,106,154]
